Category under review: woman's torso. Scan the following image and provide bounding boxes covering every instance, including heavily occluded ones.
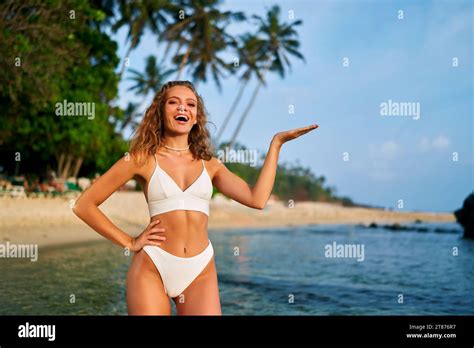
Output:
[136,152,214,257]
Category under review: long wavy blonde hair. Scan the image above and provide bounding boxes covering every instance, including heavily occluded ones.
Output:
[129,81,214,165]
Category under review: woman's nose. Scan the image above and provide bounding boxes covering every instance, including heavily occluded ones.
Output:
[178,104,186,112]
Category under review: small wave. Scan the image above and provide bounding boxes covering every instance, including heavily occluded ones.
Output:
[312,223,464,235]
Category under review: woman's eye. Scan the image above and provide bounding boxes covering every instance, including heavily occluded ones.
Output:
[169,101,176,104]
[188,104,196,107]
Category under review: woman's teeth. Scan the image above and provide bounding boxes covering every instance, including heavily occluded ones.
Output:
[174,115,189,123]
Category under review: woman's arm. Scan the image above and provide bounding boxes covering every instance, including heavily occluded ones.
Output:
[213,137,281,209]
[72,156,140,249]
[213,124,318,209]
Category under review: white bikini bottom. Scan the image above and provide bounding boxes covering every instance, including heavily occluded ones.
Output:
[143,240,214,298]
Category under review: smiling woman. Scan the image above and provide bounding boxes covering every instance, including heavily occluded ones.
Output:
[72,80,318,315]
[129,81,214,166]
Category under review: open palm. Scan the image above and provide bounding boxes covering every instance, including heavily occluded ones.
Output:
[274,124,319,145]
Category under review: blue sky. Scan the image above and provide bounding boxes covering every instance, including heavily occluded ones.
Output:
[110,0,473,212]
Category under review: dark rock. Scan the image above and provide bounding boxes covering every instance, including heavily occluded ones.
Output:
[368,222,378,228]
[454,193,474,239]
[433,227,461,234]
[414,219,423,224]
[384,223,407,231]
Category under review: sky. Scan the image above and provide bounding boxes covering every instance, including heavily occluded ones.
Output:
[110,0,473,213]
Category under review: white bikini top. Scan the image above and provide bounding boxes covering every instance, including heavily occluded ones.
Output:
[147,154,213,217]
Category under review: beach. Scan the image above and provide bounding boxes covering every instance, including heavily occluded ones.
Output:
[1,192,470,317]
[0,192,455,248]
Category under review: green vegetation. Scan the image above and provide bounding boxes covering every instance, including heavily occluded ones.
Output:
[215,142,354,205]
[0,0,352,204]
[0,0,126,178]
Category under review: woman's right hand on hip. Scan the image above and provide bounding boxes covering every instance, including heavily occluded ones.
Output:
[130,219,166,252]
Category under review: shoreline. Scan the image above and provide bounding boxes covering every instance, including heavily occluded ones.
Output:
[0,192,456,248]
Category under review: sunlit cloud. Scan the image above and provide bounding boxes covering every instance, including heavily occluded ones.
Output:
[368,141,401,181]
[418,135,450,152]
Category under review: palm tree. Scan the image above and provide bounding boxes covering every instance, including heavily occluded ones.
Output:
[213,33,268,148]
[161,0,245,88]
[120,102,140,133]
[89,0,118,31]
[128,55,174,96]
[171,27,234,91]
[112,0,176,80]
[228,5,305,149]
[122,55,173,131]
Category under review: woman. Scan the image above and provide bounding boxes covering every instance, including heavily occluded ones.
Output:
[73,80,318,315]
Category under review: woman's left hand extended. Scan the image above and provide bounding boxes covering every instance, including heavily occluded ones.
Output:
[273,124,319,146]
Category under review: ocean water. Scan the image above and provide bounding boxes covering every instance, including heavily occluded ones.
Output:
[0,223,472,315]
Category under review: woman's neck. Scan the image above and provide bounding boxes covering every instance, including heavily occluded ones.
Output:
[162,135,189,150]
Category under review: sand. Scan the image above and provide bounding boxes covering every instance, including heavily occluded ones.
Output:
[0,192,456,248]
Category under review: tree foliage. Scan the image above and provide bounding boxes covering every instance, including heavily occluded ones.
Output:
[0,0,126,178]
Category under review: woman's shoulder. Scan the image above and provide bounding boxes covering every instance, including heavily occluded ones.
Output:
[116,151,155,176]
[203,156,223,166]
[203,156,226,176]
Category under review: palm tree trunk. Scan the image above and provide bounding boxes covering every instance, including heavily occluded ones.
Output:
[122,96,149,134]
[72,156,83,178]
[176,41,193,80]
[228,58,272,149]
[228,81,262,149]
[118,44,133,81]
[214,79,248,148]
[162,39,183,64]
[120,104,139,132]
[61,154,73,180]
[56,153,65,178]
[14,160,20,176]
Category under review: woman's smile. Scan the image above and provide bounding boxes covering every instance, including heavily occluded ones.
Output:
[174,114,189,124]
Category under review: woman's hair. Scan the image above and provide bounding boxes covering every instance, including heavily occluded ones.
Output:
[129,80,214,165]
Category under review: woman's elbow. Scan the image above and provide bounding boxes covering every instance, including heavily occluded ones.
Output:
[72,200,84,218]
[72,197,91,218]
[252,201,266,210]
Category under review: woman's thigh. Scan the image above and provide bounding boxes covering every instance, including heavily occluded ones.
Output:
[173,255,221,315]
[126,249,171,315]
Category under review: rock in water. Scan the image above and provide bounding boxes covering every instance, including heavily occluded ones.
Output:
[454,193,474,239]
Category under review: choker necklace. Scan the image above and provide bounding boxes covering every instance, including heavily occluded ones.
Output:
[163,144,190,152]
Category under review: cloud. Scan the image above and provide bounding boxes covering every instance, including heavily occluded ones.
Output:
[380,140,400,158]
[418,135,450,152]
[368,140,401,181]
[419,137,431,152]
[369,140,401,159]
[432,135,450,149]
[422,6,472,53]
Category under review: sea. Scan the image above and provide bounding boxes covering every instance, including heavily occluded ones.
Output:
[0,222,472,315]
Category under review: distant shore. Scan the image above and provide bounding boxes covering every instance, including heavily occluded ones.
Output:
[0,192,456,248]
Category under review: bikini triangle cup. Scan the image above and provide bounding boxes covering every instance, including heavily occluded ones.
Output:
[157,156,206,193]
[147,154,213,217]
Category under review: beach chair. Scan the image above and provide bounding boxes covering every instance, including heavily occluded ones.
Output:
[9,186,27,198]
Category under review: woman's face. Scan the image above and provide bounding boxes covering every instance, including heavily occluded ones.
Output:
[162,86,198,135]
